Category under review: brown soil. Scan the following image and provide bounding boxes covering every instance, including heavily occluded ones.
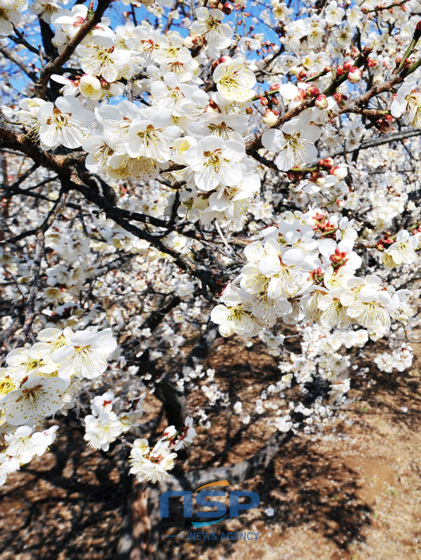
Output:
[1,336,421,560]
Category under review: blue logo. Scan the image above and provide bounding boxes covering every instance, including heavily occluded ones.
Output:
[160,480,260,530]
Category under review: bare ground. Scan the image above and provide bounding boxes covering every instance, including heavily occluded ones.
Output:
[1,335,421,560]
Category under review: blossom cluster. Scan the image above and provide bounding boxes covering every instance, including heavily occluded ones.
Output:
[211,210,414,339]
[374,345,414,373]
[0,0,421,493]
[129,418,196,483]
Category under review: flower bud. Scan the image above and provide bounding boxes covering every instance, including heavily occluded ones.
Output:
[222,2,234,15]
[319,157,334,168]
[307,85,319,98]
[315,94,328,109]
[348,66,362,83]
[245,107,253,114]
[184,36,195,49]
[333,92,349,109]
[331,165,348,180]
[311,171,325,186]
[287,170,303,180]
[218,56,232,65]
[207,100,220,113]
[377,115,393,133]
[262,109,279,126]
[260,96,269,106]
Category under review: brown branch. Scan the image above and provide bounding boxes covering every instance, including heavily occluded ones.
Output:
[0,121,84,173]
[332,128,421,158]
[0,46,37,81]
[0,228,39,246]
[246,62,418,168]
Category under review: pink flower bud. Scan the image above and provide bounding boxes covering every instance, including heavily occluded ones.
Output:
[348,67,362,83]
[307,85,319,98]
[331,165,348,180]
[315,94,328,109]
[333,92,349,109]
[262,109,279,127]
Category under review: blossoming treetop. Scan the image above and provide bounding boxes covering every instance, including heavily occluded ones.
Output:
[0,0,420,529]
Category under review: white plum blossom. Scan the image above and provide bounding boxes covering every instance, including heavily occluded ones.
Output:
[0,377,68,425]
[84,412,123,451]
[0,454,20,485]
[262,117,321,171]
[375,345,413,373]
[126,109,181,161]
[190,8,233,57]
[129,438,177,483]
[29,0,68,23]
[385,230,419,266]
[77,36,131,83]
[50,329,117,379]
[187,136,245,191]
[1,0,421,499]
[37,96,94,149]
[0,0,28,37]
[324,1,345,26]
[79,75,103,100]
[211,283,261,337]
[391,80,421,128]
[213,58,256,102]
[4,425,59,464]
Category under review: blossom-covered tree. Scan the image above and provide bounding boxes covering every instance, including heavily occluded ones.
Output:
[0,0,421,554]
